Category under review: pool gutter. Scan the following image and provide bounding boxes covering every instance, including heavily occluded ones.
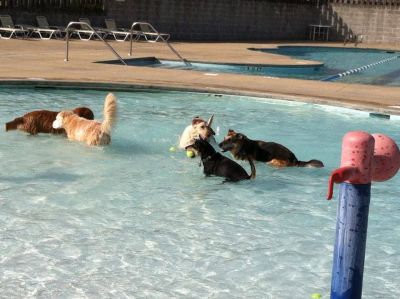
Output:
[1,79,400,118]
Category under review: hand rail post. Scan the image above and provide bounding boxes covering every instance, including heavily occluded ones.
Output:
[129,22,191,66]
[64,21,127,66]
[64,26,70,61]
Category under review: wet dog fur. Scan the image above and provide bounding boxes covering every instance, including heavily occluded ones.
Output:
[179,116,215,155]
[189,137,256,182]
[52,93,116,146]
[5,107,94,135]
[219,129,324,168]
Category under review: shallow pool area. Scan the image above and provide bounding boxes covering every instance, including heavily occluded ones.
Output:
[108,46,400,86]
[0,88,399,298]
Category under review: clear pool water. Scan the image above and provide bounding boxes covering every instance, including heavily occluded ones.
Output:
[1,88,399,298]
[122,46,400,86]
[260,46,400,85]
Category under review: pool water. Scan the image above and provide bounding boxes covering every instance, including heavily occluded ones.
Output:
[260,46,400,85]
[124,46,400,86]
[0,88,399,298]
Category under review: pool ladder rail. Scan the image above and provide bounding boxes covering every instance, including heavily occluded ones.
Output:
[129,22,191,67]
[64,21,127,65]
[64,21,191,67]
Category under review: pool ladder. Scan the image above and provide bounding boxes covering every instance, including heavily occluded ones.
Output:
[64,21,127,65]
[64,21,191,67]
[128,22,191,67]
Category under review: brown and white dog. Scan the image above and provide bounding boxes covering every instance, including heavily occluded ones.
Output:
[5,107,94,135]
[219,129,324,168]
[52,93,117,146]
[179,115,216,155]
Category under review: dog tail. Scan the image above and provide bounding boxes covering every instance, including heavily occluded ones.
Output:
[5,117,24,131]
[101,93,117,135]
[247,159,256,179]
[297,159,324,168]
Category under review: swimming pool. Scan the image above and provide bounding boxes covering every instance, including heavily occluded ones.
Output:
[1,88,399,298]
[260,46,400,86]
[113,46,400,86]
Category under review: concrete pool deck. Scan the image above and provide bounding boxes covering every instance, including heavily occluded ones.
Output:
[1,39,400,115]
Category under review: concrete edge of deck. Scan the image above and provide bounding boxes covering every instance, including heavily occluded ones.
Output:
[1,79,399,118]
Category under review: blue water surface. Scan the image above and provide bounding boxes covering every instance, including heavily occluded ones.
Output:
[128,46,400,86]
[0,88,399,298]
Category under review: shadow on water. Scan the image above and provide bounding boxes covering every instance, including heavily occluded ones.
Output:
[0,170,81,185]
[104,138,157,156]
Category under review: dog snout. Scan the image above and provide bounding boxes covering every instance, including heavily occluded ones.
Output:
[218,140,230,152]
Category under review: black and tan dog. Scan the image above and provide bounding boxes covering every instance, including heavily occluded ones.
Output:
[189,137,256,182]
[219,129,324,168]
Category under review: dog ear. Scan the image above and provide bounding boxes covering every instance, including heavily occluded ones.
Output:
[192,117,205,126]
[52,117,62,129]
[206,115,214,127]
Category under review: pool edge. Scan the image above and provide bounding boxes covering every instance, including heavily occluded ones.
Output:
[1,79,399,118]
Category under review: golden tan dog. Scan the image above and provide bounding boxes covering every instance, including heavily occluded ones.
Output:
[52,93,117,146]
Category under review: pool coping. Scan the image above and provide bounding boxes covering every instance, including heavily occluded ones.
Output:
[1,40,400,117]
[1,79,399,118]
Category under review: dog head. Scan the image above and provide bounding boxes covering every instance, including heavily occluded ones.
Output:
[182,115,215,156]
[52,111,74,129]
[191,115,215,140]
[72,107,94,120]
[189,137,215,157]
[219,129,247,153]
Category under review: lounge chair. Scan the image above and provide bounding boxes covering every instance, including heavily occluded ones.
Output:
[0,15,28,39]
[132,22,170,42]
[69,17,106,41]
[30,16,64,40]
[104,18,131,42]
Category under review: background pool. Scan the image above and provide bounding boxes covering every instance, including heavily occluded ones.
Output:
[131,46,400,86]
[0,88,399,298]
[261,46,400,85]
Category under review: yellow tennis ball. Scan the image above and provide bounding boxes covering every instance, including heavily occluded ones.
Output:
[311,293,322,299]
[169,146,176,152]
[186,150,195,158]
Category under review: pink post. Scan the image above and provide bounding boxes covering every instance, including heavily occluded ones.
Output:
[328,131,400,299]
[327,131,400,199]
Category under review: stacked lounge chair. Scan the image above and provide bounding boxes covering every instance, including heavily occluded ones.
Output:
[0,15,28,39]
[30,16,64,40]
[104,18,131,42]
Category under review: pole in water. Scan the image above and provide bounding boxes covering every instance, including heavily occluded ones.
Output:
[327,131,400,299]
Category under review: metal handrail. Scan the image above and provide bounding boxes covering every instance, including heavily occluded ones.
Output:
[64,21,127,66]
[129,22,191,66]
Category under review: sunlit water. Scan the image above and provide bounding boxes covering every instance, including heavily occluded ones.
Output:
[0,88,399,298]
[135,46,400,86]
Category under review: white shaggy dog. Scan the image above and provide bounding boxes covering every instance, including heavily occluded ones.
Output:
[179,115,215,152]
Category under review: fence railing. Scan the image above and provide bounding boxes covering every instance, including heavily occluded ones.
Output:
[329,0,400,5]
[1,0,399,10]
[0,0,104,10]
[0,0,325,10]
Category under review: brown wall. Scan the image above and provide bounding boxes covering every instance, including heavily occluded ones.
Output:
[105,0,319,41]
[2,1,400,43]
[322,3,400,43]
[0,11,106,29]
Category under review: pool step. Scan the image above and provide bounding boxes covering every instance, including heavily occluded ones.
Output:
[154,64,193,70]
